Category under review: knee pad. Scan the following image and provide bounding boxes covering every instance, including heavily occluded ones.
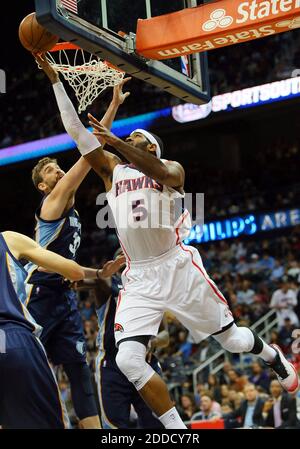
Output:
[64,362,98,419]
[213,324,255,354]
[116,341,155,390]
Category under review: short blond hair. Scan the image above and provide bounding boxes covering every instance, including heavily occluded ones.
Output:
[32,157,57,192]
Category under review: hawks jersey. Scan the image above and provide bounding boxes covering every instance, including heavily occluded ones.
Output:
[106,163,191,261]
[0,233,42,335]
[25,203,81,287]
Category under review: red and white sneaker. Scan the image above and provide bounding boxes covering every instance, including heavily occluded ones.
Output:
[267,344,300,394]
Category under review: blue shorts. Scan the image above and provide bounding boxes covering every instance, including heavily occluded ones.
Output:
[27,285,86,365]
[0,325,69,429]
[95,355,163,429]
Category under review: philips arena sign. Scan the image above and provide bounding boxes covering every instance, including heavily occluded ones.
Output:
[136,0,300,59]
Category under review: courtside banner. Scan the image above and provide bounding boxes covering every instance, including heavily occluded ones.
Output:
[136,0,300,59]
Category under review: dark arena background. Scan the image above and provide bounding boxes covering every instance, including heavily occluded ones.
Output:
[1,0,300,433]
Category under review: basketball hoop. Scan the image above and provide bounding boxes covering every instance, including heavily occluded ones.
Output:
[46,42,125,113]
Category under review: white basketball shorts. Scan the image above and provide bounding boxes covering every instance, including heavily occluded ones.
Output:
[114,244,234,345]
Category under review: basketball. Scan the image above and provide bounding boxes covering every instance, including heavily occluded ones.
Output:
[18,12,59,53]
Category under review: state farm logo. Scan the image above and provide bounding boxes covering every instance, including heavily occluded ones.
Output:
[202,9,233,32]
[276,16,300,29]
[202,1,300,33]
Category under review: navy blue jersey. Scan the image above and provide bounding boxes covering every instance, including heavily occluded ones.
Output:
[96,274,123,360]
[25,202,81,287]
[0,233,41,335]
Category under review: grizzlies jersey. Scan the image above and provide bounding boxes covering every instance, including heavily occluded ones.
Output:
[96,275,122,361]
[0,233,41,335]
[26,202,81,287]
[106,162,191,261]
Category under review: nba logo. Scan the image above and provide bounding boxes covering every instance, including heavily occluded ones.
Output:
[76,341,85,355]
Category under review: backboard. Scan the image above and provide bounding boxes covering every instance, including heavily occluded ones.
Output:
[34,0,210,105]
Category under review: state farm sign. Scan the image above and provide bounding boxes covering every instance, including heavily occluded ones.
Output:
[136,0,300,59]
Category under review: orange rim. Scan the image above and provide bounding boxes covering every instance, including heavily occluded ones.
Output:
[49,42,81,52]
[49,41,125,73]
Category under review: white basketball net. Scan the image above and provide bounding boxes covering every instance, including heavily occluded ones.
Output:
[46,46,125,113]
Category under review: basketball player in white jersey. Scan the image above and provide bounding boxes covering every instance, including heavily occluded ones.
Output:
[41,55,299,429]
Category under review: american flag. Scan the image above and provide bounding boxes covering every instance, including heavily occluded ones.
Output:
[61,0,78,15]
[180,56,190,77]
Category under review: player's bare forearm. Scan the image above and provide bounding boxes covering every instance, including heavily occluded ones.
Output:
[3,231,84,281]
[92,77,130,143]
[41,157,91,220]
[55,157,91,197]
[111,138,184,187]
[89,121,185,188]
[83,268,98,280]
[29,248,84,281]
[98,101,119,144]
[83,148,121,191]
[84,79,131,182]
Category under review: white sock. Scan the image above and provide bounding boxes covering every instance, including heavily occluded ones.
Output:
[257,341,277,363]
[159,406,187,429]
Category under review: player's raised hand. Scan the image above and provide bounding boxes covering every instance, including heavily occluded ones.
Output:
[33,53,60,84]
[88,114,119,146]
[112,77,131,105]
[100,255,126,278]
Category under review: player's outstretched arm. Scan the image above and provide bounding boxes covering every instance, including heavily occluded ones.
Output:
[94,77,131,145]
[35,54,128,192]
[3,231,84,281]
[82,255,126,280]
[81,78,132,190]
[35,56,128,217]
[36,55,130,187]
[88,120,185,189]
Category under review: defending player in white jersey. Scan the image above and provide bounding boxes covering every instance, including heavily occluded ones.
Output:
[41,55,299,429]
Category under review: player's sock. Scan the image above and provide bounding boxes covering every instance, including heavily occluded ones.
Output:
[249,329,277,363]
[256,341,277,363]
[158,407,187,429]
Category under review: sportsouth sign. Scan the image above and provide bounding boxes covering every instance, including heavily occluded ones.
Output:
[136,0,300,59]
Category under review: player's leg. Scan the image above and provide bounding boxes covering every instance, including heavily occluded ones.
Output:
[51,298,100,429]
[63,361,100,429]
[95,354,132,429]
[133,393,164,429]
[115,260,187,429]
[173,243,299,395]
[0,328,69,429]
[131,358,164,429]
[28,287,100,426]
[116,337,186,429]
[213,324,299,394]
